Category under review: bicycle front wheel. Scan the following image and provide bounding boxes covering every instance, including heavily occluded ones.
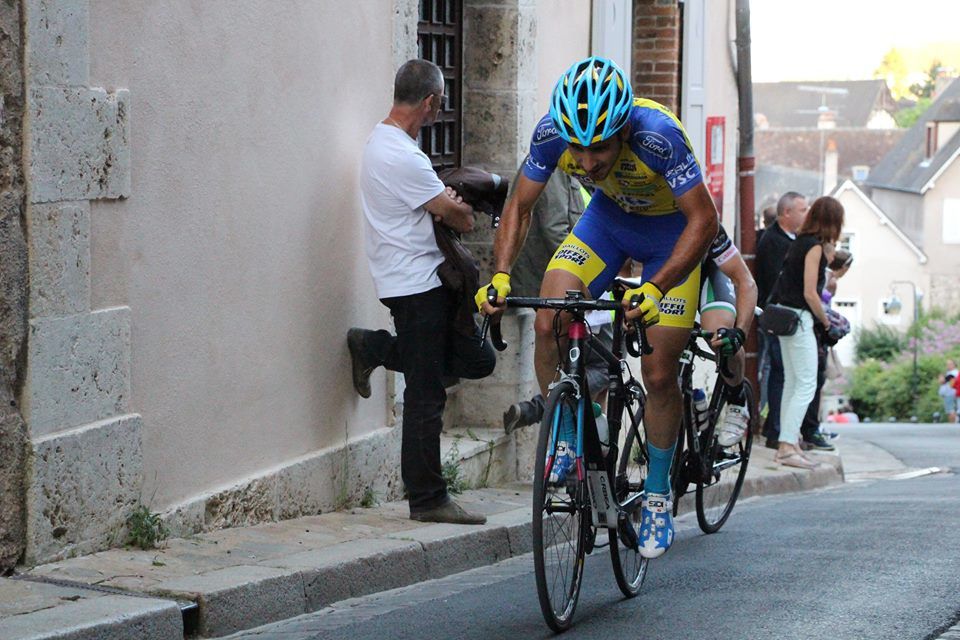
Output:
[609,382,649,597]
[695,380,755,533]
[533,381,586,632]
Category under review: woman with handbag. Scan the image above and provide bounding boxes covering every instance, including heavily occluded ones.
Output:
[769,196,844,469]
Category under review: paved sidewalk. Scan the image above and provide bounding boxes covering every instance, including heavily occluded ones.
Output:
[0,437,882,639]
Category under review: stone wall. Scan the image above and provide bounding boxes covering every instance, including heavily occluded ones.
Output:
[19,0,138,565]
[455,0,539,444]
[632,0,681,113]
[0,0,29,572]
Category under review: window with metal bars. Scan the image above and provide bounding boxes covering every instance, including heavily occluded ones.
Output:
[417,0,462,172]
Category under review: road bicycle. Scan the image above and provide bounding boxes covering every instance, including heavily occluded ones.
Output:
[485,281,650,631]
[483,280,754,631]
[669,324,755,533]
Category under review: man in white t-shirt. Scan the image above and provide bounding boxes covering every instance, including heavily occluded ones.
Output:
[348,59,495,525]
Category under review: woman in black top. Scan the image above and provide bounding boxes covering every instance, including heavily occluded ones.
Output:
[772,196,844,468]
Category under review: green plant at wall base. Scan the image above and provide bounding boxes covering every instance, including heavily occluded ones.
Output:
[360,487,378,508]
[126,505,168,550]
[442,443,469,495]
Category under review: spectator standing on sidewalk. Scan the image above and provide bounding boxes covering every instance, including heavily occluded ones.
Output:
[772,196,844,469]
[799,247,854,451]
[348,59,495,525]
[755,192,808,448]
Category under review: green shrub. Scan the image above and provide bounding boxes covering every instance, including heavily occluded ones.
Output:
[848,355,946,421]
[854,324,905,363]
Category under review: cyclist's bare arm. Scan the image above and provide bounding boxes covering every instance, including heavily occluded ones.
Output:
[718,253,758,334]
[644,182,718,292]
[493,173,549,273]
[424,186,476,234]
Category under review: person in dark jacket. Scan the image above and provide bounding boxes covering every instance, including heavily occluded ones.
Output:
[755,192,808,448]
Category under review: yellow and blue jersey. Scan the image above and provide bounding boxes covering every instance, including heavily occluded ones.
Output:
[523,98,703,215]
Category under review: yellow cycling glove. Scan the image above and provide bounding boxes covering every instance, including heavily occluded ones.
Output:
[624,281,664,327]
[475,272,511,312]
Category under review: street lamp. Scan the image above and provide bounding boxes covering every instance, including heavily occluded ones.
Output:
[884,281,921,406]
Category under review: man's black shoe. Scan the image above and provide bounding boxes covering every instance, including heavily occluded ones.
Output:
[802,433,836,451]
[503,400,541,433]
[764,437,779,450]
[410,499,487,525]
[347,328,375,399]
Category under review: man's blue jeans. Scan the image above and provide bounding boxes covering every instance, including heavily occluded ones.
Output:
[762,334,784,441]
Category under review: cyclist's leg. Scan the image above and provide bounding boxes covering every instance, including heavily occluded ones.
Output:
[699,264,744,387]
[534,198,626,398]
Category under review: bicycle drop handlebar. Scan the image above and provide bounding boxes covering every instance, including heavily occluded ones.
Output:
[479,286,653,356]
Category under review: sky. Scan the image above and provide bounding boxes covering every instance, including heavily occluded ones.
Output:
[750,0,960,82]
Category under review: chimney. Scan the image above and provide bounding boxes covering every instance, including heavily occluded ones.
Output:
[823,139,838,195]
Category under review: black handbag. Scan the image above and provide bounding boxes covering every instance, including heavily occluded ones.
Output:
[758,303,800,336]
[759,270,800,336]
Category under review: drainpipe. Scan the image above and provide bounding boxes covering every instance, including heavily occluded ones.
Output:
[734,0,759,419]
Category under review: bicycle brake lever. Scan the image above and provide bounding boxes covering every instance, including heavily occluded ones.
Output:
[484,285,508,351]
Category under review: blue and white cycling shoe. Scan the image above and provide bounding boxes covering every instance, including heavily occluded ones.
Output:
[638,491,674,558]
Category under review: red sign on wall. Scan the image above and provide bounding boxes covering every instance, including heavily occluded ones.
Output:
[705,116,725,215]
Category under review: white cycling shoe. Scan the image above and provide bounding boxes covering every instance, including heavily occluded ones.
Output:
[716,403,749,447]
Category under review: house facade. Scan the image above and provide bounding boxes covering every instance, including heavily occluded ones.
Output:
[0,0,744,568]
[867,78,960,313]
[830,180,928,367]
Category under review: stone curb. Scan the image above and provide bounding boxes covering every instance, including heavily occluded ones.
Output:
[0,592,182,640]
[10,449,845,639]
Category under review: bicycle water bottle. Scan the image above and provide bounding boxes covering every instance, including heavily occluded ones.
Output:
[693,388,709,431]
[592,402,609,454]
[549,407,577,484]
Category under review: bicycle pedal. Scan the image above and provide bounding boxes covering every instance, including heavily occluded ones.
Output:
[616,512,639,551]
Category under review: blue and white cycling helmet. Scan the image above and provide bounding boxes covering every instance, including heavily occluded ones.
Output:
[549,56,633,146]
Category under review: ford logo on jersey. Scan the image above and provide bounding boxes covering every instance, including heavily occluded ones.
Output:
[534,122,560,144]
[636,131,673,159]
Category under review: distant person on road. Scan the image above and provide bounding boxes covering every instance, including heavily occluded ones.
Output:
[939,373,957,423]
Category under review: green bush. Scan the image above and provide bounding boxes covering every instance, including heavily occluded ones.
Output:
[848,355,946,421]
[854,324,905,363]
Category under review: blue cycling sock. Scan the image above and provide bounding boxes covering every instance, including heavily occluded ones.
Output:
[645,441,677,494]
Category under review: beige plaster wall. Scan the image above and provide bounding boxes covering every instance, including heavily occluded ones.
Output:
[86,2,398,509]
[535,0,591,118]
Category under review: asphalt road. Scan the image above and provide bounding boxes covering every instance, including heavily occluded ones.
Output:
[229,424,960,640]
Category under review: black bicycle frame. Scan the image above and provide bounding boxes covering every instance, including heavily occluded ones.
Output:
[677,328,735,483]
[492,290,648,528]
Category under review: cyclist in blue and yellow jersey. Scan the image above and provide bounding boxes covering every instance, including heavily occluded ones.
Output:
[477,56,718,559]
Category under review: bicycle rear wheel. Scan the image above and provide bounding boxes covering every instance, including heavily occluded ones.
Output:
[533,381,586,632]
[695,380,755,533]
[609,382,649,597]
